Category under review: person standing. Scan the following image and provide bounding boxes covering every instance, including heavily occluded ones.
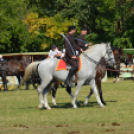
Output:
[77,26,92,51]
[0,55,4,62]
[64,26,83,86]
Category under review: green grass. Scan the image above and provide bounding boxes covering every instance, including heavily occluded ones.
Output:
[0,79,134,134]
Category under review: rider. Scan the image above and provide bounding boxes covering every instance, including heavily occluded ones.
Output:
[64,26,83,86]
[47,45,64,59]
[77,26,92,51]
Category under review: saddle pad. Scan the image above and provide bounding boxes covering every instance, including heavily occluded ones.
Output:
[56,58,82,72]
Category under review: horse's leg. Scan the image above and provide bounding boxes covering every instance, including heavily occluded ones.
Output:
[72,80,85,108]
[113,72,116,83]
[52,82,60,106]
[37,82,48,109]
[43,82,53,110]
[25,81,29,90]
[96,79,106,105]
[116,70,120,83]
[84,88,93,105]
[17,75,21,84]
[66,86,80,104]
[116,65,120,83]
[3,76,7,91]
[90,78,105,108]
[25,78,31,90]
[37,75,52,110]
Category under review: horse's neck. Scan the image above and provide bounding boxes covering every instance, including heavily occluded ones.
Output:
[86,44,105,63]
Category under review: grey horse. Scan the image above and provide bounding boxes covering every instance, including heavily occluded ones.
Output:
[37,43,115,110]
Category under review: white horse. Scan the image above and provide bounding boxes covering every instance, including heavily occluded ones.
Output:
[36,43,115,110]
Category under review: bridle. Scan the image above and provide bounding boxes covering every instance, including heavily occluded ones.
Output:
[104,45,115,63]
[82,44,115,66]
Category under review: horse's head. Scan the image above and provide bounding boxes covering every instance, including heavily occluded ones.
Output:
[102,42,115,67]
[112,47,122,63]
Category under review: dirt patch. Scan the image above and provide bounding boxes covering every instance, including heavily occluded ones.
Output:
[101,123,105,126]
[56,124,69,127]
[112,122,120,126]
[106,129,115,132]
[13,124,29,128]
[56,124,63,127]
[67,131,80,134]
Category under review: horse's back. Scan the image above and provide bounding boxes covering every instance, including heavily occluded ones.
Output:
[38,58,59,74]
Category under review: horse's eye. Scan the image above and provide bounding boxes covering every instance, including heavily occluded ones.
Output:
[109,51,112,54]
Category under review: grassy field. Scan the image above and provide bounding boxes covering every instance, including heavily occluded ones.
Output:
[0,79,134,134]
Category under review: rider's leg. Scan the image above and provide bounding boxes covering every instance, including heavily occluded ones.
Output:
[64,67,77,86]
[64,59,79,86]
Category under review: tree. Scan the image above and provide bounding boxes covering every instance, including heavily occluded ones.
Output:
[1,0,134,53]
[0,0,32,52]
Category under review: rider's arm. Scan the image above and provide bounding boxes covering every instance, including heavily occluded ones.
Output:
[77,35,92,47]
[64,39,74,58]
[47,50,54,58]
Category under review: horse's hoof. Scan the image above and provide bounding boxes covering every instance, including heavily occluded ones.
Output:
[73,105,78,109]
[38,104,43,109]
[103,102,106,105]
[38,106,42,109]
[83,102,88,106]
[76,101,80,105]
[46,107,51,110]
[53,104,57,107]
[100,105,105,108]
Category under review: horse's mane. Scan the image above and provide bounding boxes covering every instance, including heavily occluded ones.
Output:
[84,43,106,54]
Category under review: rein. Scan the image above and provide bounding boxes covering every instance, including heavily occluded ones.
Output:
[74,38,88,44]
[106,68,134,73]
[82,52,108,65]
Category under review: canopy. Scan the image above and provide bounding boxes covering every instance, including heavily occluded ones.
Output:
[0,52,49,57]
[123,49,134,55]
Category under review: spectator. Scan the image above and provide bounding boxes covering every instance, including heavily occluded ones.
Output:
[0,55,4,62]
[47,45,64,59]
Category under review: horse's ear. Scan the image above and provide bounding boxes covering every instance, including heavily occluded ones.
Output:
[108,42,111,46]
[106,42,111,46]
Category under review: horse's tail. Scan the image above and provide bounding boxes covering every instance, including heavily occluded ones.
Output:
[18,62,40,90]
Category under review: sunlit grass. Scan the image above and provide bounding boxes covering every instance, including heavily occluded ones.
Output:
[0,79,134,134]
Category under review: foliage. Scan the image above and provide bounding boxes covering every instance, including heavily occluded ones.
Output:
[23,13,78,50]
[0,0,134,53]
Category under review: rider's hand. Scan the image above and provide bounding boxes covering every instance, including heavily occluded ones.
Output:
[80,49,83,52]
[54,54,57,58]
[88,43,92,46]
[71,56,77,59]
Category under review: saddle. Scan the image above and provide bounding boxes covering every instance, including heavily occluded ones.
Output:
[55,58,82,71]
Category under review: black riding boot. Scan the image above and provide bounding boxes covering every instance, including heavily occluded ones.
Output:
[64,67,77,87]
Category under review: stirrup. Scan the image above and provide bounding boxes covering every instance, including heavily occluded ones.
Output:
[64,79,72,87]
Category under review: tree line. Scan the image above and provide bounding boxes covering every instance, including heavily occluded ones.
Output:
[0,0,134,53]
